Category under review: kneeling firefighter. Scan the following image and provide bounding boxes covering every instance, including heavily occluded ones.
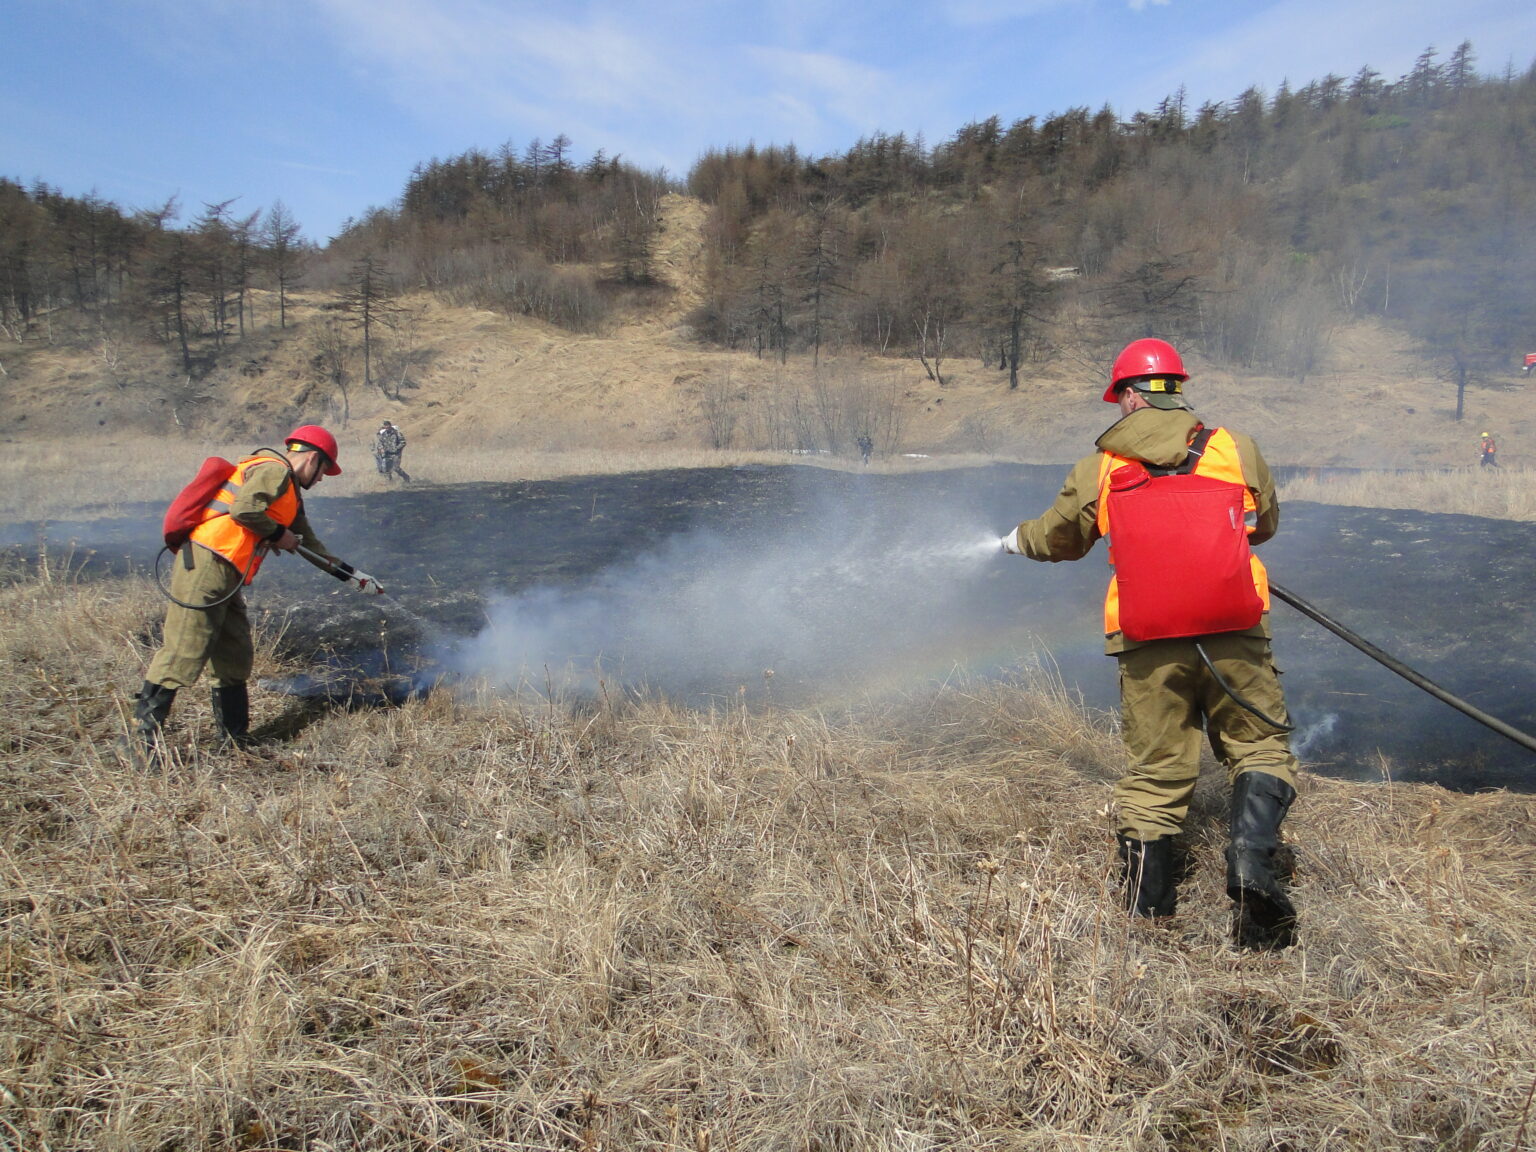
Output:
[136,426,375,751]
[1000,338,1301,948]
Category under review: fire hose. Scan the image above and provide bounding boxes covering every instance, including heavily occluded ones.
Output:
[296,544,386,596]
[1270,581,1536,757]
[155,542,385,608]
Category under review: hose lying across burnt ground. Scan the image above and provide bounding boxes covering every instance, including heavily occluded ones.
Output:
[1270,582,1536,758]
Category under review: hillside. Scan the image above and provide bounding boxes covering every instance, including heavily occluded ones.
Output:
[1,193,1531,480]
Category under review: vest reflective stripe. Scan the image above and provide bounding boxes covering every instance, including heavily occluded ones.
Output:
[188,455,299,583]
[1094,427,1269,637]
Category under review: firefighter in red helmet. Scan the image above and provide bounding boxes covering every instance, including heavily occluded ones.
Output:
[134,426,363,752]
[999,338,1301,949]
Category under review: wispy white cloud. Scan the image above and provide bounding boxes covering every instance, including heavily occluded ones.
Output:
[303,0,932,168]
[941,0,1085,27]
[744,47,910,136]
[312,0,686,121]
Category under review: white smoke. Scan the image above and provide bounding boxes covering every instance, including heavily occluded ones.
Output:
[1290,711,1340,759]
[443,491,1039,700]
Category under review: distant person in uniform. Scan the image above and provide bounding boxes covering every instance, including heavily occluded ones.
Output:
[999,338,1301,949]
[857,433,874,465]
[374,419,411,482]
[1480,431,1499,468]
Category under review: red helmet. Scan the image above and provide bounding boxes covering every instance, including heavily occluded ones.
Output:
[285,424,342,475]
[1103,338,1188,402]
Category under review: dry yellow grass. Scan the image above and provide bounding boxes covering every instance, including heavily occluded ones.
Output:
[4,196,1533,493]
[3,562,1535,1149]
[1279,464,1536,521]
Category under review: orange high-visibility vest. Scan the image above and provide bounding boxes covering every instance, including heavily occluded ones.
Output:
[187,455,299,583]
[1094,427,1270,638]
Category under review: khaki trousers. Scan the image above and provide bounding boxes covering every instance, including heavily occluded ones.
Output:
[1115,632,1299,841]
[145,545,254,690]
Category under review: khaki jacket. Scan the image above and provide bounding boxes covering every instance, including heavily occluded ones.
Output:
[1013,407,1280,653]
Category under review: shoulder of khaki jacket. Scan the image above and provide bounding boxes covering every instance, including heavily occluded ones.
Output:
[1224,428,1274,491]
[1069,451,1106,505]
[240,455,295,498]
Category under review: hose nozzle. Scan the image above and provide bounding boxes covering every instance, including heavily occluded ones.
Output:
[297,544,386,595]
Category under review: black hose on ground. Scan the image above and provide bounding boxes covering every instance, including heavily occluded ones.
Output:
[1269,580,1536,758]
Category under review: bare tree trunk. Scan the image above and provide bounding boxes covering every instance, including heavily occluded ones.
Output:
[914,310,947,386]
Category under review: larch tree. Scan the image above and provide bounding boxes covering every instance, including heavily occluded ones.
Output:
[262,201,304,330]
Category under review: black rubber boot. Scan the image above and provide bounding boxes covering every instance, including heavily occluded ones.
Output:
[1226,771,1298,950]
[210,683,253,748]
[1117,835,1177,918]
[132,681,177,754]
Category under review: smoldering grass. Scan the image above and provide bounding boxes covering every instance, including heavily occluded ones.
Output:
[2,567,1536,1148]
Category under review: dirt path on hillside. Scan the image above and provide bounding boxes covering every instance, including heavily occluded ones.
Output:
[649,193,709,322]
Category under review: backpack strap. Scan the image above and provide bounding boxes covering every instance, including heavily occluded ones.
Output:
[1148,424,1213,477]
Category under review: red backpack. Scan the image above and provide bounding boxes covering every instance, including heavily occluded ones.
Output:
[1104,427,1264,642]
[162,457,236,552]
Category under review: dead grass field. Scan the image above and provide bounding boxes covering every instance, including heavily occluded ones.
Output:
[1278,464,1536,521]
[4,193,1536,1148]
[2,195,1533,507]
[3,562,1535,1149]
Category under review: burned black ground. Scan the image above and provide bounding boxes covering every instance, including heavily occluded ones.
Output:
[7,463,1534,789]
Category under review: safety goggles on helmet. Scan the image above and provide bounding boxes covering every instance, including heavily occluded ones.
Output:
[287,440,335,474]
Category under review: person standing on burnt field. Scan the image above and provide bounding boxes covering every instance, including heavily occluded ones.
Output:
[999,338,1301,950]
[1480,431,1499,468]
[134,426,367,753]
[374,419,411,482]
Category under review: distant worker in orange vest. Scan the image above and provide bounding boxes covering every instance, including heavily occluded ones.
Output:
[999,338,1300,949]
[135,426,371,751]
[1480,431,1499,468]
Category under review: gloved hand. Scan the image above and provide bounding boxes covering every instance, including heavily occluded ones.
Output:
[999,529,1022,555]
[332,561,386,595]
[351,568,385,595]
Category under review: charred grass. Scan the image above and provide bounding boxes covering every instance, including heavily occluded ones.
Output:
[3,563,1536,1150]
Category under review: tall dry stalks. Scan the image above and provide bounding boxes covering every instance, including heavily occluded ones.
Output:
[1,566,1534,1149]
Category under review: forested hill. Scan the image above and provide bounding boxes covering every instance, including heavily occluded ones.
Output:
[2,43,1534,440]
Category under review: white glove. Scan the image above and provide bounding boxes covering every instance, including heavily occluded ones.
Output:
[334,562,385,594]
[999,529,1023,555]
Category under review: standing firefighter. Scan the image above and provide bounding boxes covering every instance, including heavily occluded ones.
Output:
[1480,431,1499,468]
[374,419,411,482]
[1000,338,1301,949]
[135,426,372,751]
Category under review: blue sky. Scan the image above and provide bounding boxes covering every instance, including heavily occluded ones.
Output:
[5,0,1535,243]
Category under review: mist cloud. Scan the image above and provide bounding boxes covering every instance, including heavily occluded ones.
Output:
[441,476,1070,701]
